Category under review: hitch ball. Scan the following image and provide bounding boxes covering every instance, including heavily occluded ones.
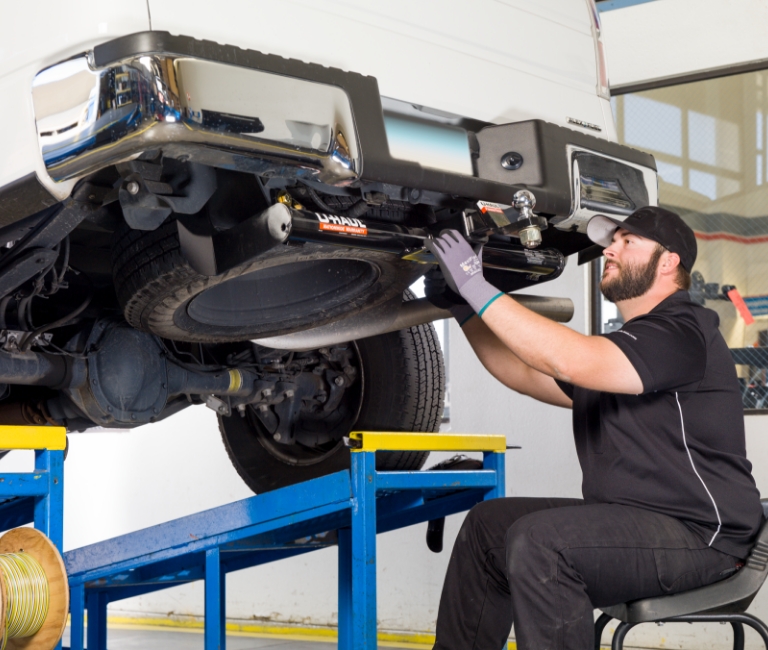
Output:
[512,190,544,249]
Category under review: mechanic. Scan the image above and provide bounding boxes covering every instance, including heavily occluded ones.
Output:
[424,206,763,650]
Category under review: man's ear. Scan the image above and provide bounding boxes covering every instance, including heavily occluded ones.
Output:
[659,251,681,276]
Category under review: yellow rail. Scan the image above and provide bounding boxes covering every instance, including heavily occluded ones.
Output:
[0,426,66,451]
[349,431,506,453]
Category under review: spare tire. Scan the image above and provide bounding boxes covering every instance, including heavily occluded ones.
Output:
[219,316,446,493]
[112,219,423,342]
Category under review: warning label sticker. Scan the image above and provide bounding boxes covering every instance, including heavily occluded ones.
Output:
[316,213,368,236]
[477,200,510,214]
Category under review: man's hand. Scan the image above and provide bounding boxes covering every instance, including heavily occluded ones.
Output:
[425,230,503,316]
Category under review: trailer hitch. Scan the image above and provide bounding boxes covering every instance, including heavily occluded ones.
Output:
[177,203,565,281]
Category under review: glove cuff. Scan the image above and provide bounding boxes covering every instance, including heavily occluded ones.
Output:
[449,305,475,327]
[461,276,505,316]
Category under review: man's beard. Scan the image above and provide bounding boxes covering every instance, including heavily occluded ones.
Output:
[600,247,664,303]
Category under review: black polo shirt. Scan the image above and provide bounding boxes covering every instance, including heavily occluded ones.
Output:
[556,290,762,558]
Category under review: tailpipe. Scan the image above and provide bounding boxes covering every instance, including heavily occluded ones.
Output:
[253,294,573,351]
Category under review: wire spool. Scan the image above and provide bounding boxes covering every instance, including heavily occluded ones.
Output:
[0,529,68,650]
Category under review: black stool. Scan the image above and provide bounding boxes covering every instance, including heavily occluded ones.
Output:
[596,501,768,650]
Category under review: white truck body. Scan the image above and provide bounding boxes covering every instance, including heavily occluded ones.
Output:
[1,0,613,201]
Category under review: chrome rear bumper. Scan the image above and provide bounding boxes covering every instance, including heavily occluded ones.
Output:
[28,31,658,237]
[33,52,360,185]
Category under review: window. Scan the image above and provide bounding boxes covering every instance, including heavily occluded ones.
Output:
[602,70,768,410]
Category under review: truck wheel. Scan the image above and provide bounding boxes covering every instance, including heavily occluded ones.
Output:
[218,320,445,493]
[112,219,422,342]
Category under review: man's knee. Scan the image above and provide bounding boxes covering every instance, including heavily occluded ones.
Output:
[456,500,496,544]
[506,515,560,582]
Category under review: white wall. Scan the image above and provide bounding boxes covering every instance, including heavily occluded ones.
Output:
[601,0,768,91]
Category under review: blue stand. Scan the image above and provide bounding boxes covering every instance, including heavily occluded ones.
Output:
[0,448,65,548]
[65,443,505,650]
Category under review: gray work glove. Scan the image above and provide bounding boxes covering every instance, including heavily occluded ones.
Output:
[424,230,504,317]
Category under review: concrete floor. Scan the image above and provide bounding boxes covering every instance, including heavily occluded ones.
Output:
[62,626,338,649]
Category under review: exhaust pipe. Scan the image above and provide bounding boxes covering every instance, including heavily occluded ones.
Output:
[253,294,573,351]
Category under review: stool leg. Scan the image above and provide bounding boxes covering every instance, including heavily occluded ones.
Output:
[611,622,635,650]
[735,613,768,649]
[731,621,745,650]
[594,613,613,650]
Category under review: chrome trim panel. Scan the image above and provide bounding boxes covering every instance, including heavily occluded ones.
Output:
[32,53,361,185]
[553,145,658,234]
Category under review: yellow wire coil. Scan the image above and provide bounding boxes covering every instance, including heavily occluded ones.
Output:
[0,552,49,649]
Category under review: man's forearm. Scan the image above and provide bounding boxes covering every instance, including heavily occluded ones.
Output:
[479,295,589,383]
[461,316,539,390]
[459,314,574,406]
[461,316,525,380]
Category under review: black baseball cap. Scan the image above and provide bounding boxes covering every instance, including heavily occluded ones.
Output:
[586,206,697,272]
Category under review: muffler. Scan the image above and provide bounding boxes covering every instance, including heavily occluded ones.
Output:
[253,293,574,351]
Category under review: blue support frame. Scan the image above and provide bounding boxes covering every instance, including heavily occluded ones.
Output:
[65,446,506,650]
[347,450,377,650]
[205,548,226,650]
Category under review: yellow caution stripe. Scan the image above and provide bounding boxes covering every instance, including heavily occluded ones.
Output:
[0,426,66,451]
[103,616,518,648]
[349,431,506,453]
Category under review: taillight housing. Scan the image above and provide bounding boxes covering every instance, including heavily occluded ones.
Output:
[586,0,611,100]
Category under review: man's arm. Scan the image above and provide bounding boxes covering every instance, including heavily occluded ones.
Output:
[479,295,643,394]
[460,316,574,408]
[425,230,643,395]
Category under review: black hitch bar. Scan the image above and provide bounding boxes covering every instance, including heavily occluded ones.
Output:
[177,203,565,281]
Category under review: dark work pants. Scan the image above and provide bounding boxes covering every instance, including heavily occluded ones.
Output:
[433,498,740,650]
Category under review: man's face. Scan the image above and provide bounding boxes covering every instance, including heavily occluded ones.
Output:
[600,228,664,303]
